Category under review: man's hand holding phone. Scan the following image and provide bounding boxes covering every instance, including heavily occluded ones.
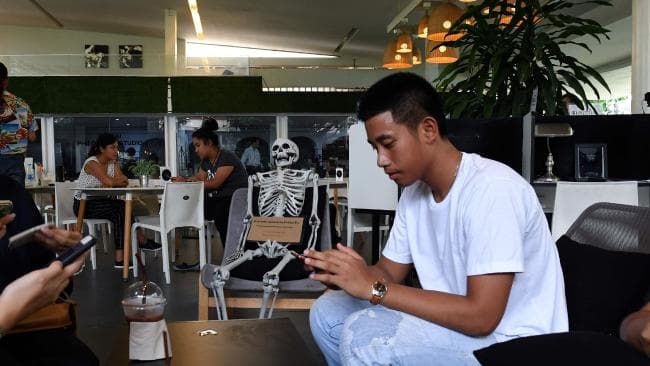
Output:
[301,243,370,292]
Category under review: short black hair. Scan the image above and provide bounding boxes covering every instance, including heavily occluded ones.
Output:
[357,72,447,137]
[126,147,136,156]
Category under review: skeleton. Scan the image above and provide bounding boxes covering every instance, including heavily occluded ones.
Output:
[205,138,320,319]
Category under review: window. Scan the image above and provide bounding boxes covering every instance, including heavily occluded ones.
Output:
[287,116,351,178]
[53,116,165,180]
[176,116,277,176]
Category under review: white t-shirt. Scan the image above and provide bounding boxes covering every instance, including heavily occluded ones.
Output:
[383,152,568,341]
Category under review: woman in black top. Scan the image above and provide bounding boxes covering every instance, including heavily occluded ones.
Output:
[172,119,248,247]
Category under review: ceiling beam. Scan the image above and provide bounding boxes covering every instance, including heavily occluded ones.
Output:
[386,0,423,33]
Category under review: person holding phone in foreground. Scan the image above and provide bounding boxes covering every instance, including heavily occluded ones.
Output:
[0,175,98,365]
[305,73,568,366]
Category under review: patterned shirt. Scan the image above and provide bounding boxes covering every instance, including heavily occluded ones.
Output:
[0,91,36,156]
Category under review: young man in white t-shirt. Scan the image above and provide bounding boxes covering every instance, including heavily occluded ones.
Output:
[304,72,568,365]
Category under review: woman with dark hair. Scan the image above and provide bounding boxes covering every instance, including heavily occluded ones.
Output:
[172,119,248,255]
[74,133,157,268]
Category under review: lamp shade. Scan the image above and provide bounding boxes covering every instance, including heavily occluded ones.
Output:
[412,47,422,65]
[427,2,464,42]
[426,44,459,64]
[382,39,413,69]
[417,13,429,38]
[396,30,413,53]
[534,123,574,137]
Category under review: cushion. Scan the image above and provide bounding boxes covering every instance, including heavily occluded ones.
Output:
[474,331,650,366]
[556,235,650,336]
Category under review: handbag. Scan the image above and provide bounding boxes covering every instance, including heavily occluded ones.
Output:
[8,297,77,334]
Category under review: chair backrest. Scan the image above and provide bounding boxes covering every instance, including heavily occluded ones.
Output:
[566,202,650,254]
[222,186,332,264]
[551,181,638,242]
[54,181,77,227]
[159,182,204,233]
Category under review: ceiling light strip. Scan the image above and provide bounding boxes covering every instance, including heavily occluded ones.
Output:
[187,0,204,39]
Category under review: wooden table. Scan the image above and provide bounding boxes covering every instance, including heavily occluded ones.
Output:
[107,318,317,365]
[73,186,164,280]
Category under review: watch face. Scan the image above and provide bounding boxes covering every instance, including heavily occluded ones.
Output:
[372,281,387,296]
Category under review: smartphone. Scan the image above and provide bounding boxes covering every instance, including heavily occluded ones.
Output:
[0,200,13,217]
[289,250,305,261]
[56,235,97,266]
[8,223,55,250]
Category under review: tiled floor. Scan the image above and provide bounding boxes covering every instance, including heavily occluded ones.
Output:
[72,237,327,365]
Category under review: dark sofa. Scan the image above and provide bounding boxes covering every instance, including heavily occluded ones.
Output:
[475,202,650,366]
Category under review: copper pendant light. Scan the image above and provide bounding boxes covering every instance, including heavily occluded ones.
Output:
[427,2,464,42]
[382,38,413,69]
[412,47,422,65]
[426,44,459,64]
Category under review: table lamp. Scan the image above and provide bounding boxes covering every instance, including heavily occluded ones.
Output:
[535,123,574,182]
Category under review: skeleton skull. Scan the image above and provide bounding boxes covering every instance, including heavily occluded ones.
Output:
[271,138,299,168]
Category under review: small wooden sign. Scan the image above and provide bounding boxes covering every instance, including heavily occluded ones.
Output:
[247,217,304,244]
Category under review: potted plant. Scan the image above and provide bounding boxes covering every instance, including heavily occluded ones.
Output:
[433,0,612,118]
[129,160,159,187]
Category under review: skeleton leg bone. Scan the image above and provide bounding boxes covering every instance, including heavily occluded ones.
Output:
[207,248,263,320]
[259,251,296,319]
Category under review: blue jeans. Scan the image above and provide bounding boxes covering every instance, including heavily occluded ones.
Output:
[0,155,25,187]
[310,291,499,366]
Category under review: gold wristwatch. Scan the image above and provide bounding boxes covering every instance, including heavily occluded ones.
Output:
[369,280,388,305]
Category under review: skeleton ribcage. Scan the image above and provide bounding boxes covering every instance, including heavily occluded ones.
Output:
[257,169,310,217]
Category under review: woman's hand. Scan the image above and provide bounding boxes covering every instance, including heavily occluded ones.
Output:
[0,213,16,240]
[0,256,85,332]
[34,227,82,253]
[303,244,375,301]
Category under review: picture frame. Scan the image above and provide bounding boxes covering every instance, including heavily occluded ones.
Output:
[119,45,143,68]
[84,44,109,68]
[574,143,608,181]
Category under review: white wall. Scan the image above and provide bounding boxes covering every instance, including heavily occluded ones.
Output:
[0,24,430,88]
[0,25,166,76]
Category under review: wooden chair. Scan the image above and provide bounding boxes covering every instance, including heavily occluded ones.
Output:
[198,186,332,320]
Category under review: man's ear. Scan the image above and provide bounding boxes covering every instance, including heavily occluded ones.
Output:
[419,116,440,143]
[1,79,8,89]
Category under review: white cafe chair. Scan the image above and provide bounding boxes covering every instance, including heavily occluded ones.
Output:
[54,182,113,270]
[551,181,638,242]
[131,182,209,284]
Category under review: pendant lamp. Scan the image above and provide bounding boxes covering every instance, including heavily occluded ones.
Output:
[396,29,413,53]
[426,44,459,64]
[382,38,413,69]
[417,12,429,38]
[412,47,422,65]
[427,2,464,42]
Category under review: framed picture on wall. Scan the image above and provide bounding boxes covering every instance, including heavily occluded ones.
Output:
[119,45,143,68]
[574,143,608,181]
[84,44,109,68]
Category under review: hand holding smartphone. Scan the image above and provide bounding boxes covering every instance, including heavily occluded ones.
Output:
[8,223,55,250]
[0,200,13,217]
[55,235,97,266]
